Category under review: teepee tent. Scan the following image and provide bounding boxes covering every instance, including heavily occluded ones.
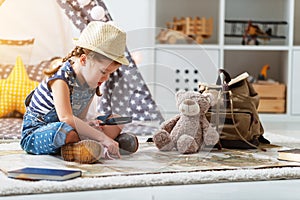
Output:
[0,0,163,123]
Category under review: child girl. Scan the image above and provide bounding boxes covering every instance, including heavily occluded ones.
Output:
[20,21,138,164]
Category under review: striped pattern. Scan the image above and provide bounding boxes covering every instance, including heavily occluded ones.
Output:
[28,62,75,115]
[28,81,55,115]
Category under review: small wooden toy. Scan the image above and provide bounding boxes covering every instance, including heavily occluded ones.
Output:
[156,16,213,44]
[225,19,287,45]
[258,64,270,80]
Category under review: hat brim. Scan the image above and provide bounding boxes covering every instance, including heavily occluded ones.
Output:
[73,39,129,66]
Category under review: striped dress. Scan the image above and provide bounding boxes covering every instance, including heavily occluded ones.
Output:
[27,61,96,117]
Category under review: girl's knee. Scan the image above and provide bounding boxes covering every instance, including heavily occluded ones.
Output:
[102,125,122,139]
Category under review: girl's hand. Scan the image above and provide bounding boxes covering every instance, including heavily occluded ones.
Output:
[88,119,103,127]
[102,138,121,158]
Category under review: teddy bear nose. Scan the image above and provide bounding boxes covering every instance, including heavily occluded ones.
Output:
[184,99,196,105]
[180,99,200,116]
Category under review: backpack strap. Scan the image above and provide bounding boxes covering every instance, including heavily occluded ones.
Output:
[216,69,231,85]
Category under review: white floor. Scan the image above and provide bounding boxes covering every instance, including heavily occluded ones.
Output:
[1,120,300,200]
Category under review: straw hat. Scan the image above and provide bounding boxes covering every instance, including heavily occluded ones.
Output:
[74,21,129,66]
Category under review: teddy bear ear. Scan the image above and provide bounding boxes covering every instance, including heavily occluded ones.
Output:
[175,90,186,99]
[203,92,216,106]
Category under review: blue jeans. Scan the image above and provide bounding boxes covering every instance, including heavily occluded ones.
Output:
[20,109,74,155]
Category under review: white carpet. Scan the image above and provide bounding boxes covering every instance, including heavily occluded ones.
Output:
[1,132,300,196]
[2,167,300,196]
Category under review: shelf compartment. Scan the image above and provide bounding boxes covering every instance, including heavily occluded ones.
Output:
[291,50,300,115]
[294,0,300,45]
[224,50,289,85]
[153,46,220,112]
[155,0,220,45]
[224,0,290,46]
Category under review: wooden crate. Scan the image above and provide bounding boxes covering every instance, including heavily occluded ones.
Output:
[257,99,286,113]
[252,83,286,113]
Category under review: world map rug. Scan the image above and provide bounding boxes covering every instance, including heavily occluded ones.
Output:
[1,132,300,196]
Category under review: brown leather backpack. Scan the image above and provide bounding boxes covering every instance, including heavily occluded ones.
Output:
[200,69,268,149]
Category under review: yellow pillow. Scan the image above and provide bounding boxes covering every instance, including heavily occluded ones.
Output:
[0,56,39,117]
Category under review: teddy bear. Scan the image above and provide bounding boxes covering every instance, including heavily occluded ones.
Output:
[153,90,219,154]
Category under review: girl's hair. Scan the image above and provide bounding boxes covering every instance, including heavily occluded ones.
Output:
[43,46,110,96]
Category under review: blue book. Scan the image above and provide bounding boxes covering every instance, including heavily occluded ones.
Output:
[7,167,81,181]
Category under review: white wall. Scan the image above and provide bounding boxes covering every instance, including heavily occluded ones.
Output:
[105,0,154,32]
[105,0,156,89]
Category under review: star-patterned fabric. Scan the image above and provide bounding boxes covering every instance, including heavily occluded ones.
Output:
[0,56,39,117]
[56,0,164,123]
